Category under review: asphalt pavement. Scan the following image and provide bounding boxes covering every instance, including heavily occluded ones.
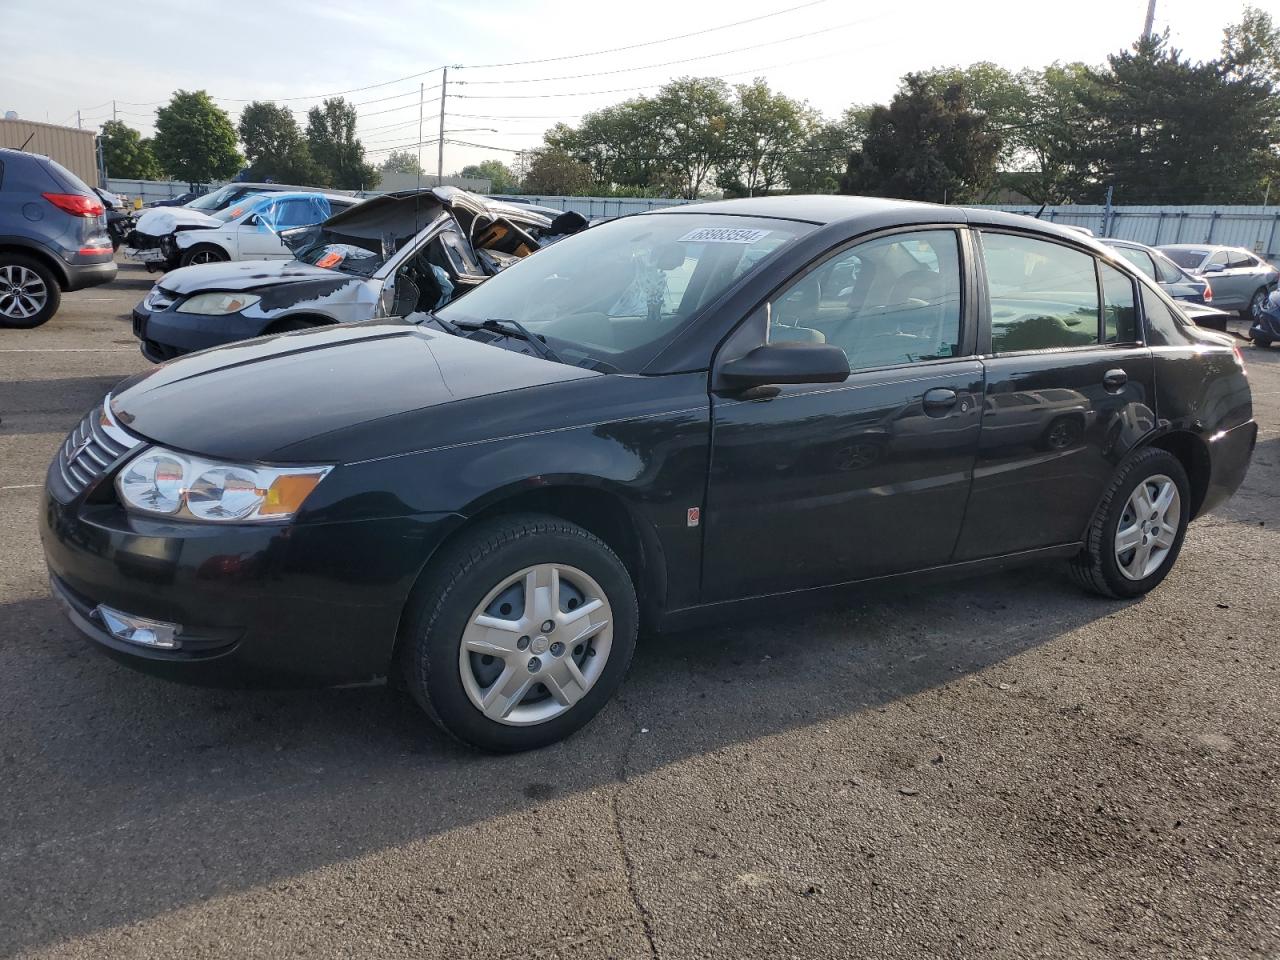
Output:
[1,263,1277,959]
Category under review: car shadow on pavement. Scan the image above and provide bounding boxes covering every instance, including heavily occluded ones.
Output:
[0,560,1131,955]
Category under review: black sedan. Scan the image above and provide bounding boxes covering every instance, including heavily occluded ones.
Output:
[41,197,1257,752]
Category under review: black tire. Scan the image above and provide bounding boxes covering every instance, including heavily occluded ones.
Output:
[179,244,228,268]
[1253,334,1273,348]
[1245,286,1268,322]
[400,513,639,752]
[267,316,325,334]
[1070,447,1191,599]
[0,253,61,329]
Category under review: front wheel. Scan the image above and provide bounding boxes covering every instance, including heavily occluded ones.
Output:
[179,245,228,268]
[1070,448,1191,599]
[400,514,639,752]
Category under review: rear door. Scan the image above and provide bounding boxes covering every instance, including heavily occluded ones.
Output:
[954,230,1155,560]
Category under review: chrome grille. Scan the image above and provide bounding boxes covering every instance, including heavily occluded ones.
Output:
[56,399,142,497]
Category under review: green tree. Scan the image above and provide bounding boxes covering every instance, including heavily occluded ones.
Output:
[153,90,241,184]
[1072,34,1277,203]
[459,159,518,192]
[650,77,732,198]
[237,101,324,185]
[1222,4,1280,85]
[99,120,163,180]
[306,98,379,190]
[380,150,424,176]
[841,75,1001,202]
[549,100,675,194]
[785,106,870,194]
[522,148,592,195]
[717,79,812,196]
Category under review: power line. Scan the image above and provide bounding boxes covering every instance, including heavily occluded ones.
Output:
[454,17,879,86]
[457,0,834,70]
[452,46,868,100]
[212,66,447,103]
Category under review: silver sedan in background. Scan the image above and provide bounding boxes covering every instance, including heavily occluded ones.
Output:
[1157,244,1279,319]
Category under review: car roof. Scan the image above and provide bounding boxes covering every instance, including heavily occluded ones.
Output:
[646,194,1112,249]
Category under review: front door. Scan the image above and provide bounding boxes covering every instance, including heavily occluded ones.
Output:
[954,230,1156,559]
[702,228,984,602]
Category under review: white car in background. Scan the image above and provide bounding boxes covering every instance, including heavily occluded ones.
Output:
[125,191,360,271]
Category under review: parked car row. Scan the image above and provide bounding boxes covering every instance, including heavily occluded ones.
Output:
[38,193,1258,752]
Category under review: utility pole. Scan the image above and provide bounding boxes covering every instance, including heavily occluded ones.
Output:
[437,67,447,187]
[112,100,117,124]
[1142,0,1157,38]
[416,82,424,193]
[76,109,82,130]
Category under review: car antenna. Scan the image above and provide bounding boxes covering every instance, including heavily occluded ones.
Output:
[1033,203,1047,220]
[17,132,35,152]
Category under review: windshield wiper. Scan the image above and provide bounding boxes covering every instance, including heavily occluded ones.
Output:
[454,318,566,365]
[420,310,464,336]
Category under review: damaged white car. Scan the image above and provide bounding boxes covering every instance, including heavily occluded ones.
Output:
[124,191,360,271]
[129,187,587,361]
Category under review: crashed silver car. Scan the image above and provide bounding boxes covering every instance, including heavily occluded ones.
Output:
[129,188,586,362]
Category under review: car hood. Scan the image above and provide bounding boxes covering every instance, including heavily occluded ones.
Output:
[134,207,222,236]
[109,320,597,463]
[159,258,350,294]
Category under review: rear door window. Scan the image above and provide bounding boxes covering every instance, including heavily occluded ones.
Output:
[981,232,1100,352]
[1227,250,1255,269]
[1151,252,1185,284]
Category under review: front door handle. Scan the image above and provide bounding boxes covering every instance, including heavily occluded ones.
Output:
[922,388,959,416]
[1102,369,1128,392]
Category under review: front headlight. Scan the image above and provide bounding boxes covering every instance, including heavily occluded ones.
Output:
[116,447,332,522]
[176,292,261,315]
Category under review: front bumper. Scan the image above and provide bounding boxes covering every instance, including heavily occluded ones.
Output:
[39,473,456,687]
[1249,312,1280,341]
[132,304,270,362]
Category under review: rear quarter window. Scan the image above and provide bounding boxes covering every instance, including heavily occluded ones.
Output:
[1140,282,1188,347]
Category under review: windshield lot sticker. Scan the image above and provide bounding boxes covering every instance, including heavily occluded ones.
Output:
[677,227,771,244]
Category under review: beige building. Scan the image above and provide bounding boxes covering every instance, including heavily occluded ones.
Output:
[0,118,98,185]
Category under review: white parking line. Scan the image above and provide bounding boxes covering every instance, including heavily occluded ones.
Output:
[80,298,120,302]
[0,484,41,491]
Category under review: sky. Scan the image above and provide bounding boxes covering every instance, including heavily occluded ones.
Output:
[1,0,1257,179]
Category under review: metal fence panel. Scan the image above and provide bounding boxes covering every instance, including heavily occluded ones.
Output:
[978,204,1280,265]
[489,195,694,218]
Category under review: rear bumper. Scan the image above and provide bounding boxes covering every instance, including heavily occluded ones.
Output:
[62,259,117,291]
[1200,419,1258,516]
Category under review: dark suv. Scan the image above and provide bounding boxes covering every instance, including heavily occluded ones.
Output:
[0,147,117,328]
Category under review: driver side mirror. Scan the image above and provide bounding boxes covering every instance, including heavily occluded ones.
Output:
[1203,262,1226,274]
[716,341,850,394]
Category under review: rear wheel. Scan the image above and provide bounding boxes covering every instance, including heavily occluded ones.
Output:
[179,245,228,268]
[400,514,638,752]
[1253,334,1273,348]
[1247,286,1268,321]
[0,255,60,328]
[1070,448,1191,599]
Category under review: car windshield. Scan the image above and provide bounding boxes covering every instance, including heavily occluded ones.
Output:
[213,195,268,222]
[1163,249,1208,269]
[186,184,245,212]
[297,242,384,276]
[435,213,812,372]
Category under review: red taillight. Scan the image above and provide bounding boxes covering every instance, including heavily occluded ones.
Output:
[1202,281,1213,303]
[1232,343,1246,371]
[78,246,113,256]
[42,192,104,217]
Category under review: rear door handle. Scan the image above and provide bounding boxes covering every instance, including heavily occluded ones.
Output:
[922,388,959,416]
[1102,369,1128,392]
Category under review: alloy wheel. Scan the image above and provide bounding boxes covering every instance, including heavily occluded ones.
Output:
[0,265,48,321]
[1115,474,1180,581]
[458,562,613,726]
[189,250,223,265]
[1251,289,1267,320]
